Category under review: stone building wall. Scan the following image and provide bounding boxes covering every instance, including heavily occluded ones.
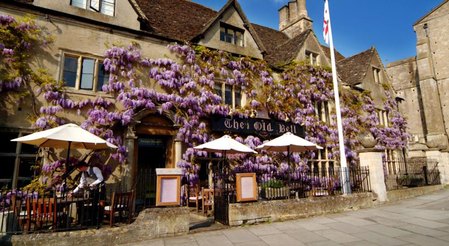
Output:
[386,1,449,166]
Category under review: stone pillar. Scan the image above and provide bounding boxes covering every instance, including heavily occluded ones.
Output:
[359,149,387,202]
[124,125,137,191]
[440,152,449,185]
[426,150,449,185]
[174,139,182,166]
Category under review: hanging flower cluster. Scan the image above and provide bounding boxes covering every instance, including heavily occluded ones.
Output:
[0,15,51,93]
[374,87,409,149]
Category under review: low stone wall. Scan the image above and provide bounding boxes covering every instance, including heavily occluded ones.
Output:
[387,185,445,203]
[229,193,374,226]
[5,207,189,246]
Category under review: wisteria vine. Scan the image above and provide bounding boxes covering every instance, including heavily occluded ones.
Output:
[1,14,408,191]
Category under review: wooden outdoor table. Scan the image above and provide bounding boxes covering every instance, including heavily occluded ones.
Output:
[56,196,93,227]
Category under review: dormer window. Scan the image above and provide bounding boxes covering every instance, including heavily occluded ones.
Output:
[71,0,115,16]
[220,23,244,47]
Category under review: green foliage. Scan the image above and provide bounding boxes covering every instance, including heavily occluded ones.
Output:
[261,179,284,188]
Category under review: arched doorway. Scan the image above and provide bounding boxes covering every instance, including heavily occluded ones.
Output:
[131,112,177,210]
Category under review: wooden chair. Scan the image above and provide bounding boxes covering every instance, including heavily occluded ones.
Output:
[187,184,202,212]
[201,188,214,216]
[20,197,57,232]
[104,190,134,227]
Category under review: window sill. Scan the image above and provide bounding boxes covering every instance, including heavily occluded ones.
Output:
[65,88,114,99]
[70,6,115,18]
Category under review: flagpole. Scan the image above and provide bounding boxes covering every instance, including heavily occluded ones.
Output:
[324,0,351,194]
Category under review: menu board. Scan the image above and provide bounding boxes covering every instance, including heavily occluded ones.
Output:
[156,170,182,206]
[236,173,257,202]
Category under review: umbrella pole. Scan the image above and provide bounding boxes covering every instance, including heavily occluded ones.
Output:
[287,146,291,189]
[64,141,72,194]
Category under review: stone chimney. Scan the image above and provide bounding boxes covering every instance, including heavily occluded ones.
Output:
[279,0,312,38]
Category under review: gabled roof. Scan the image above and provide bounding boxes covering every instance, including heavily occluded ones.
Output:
[337,47,376,86]
[133,0,343,67]
[134,0,217,41]
[128,0,149,22]
[264,29,312,66]
[252,24,290,56]
[193,0,266,53]
[134,0,266,53]
[320,45,346,62]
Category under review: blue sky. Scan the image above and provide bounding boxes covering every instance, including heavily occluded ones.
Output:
[192,0,442,64]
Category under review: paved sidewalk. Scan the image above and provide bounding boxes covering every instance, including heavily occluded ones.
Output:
[123,188,449,245]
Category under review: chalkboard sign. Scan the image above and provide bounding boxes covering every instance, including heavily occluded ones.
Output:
[236,173,257,202]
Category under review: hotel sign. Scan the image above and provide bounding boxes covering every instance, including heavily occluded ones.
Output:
[211,117,304,138]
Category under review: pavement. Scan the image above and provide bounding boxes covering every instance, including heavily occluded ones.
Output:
[122,188,449,245]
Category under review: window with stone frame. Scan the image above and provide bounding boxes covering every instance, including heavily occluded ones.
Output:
[214,82,242,110]
[305,50,319,66]
[220,23,244,47]
[377,109,389,127]
[310,100,334,176]
[61,53,109,92]
[315,101,331,123]
[309,148,335,177]
[0,131,37,190]
[373,67,382,84]
[70,0,115,16]
[384,149,402,176]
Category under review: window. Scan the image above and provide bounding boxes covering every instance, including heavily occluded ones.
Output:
[309,148,334,177]
[71,0,115,16]
[373,67,382,84]
[220,23,244,46]
[384,149,401,175]
[0,132,37,189]
[62,54,109,92]
[305,50,319,66]
[377,109,389,127]
[315,101,330,123]
[214,82,242,109]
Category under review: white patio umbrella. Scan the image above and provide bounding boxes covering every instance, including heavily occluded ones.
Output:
[256,132,322,166]
[11,123,117,178]
[194,135,256,155]
[194,135,256,186]
[11,123,117,150]
[194,135,256,204]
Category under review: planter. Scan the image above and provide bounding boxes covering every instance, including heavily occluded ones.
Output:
[260,187,289,200]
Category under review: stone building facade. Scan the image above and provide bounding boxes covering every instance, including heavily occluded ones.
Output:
[386,0,449,184]
[0,0,412,205]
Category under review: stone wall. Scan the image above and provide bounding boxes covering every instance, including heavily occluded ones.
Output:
[228,193,374,226]
[5,207,189,246]
[387,185,445,203]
